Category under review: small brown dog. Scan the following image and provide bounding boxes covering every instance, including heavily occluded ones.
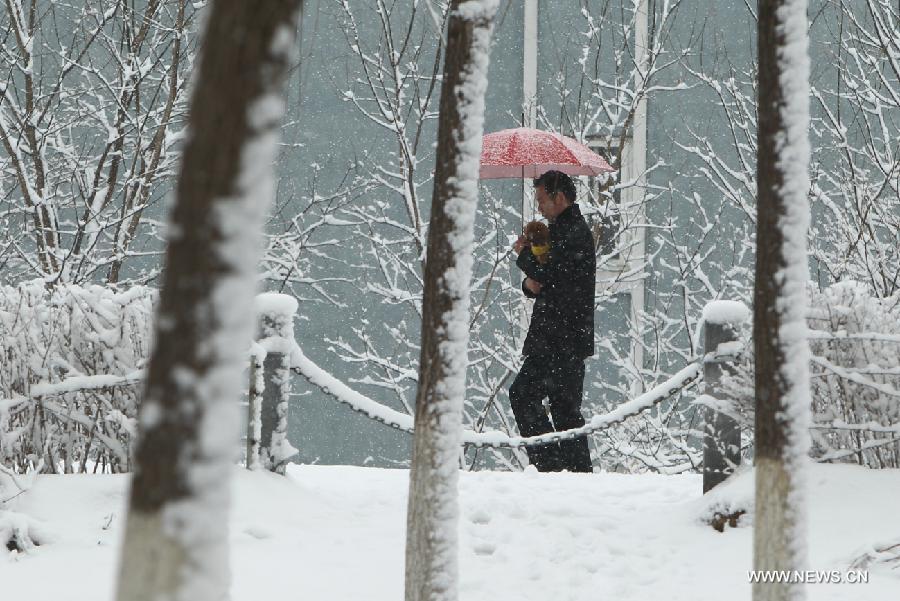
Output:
[524,221,551,264]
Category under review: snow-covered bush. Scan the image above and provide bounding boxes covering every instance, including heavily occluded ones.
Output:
[719,281,900,468]
[808,282,900,468]
[0,281,155,474]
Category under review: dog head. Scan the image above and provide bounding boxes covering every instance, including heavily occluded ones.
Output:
[524,221,549,246]
[524,221,550,263]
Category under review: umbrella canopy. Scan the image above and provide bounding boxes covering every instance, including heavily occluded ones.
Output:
[479,127,615,179]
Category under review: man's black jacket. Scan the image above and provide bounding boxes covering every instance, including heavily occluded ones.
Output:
[516,203,596,359]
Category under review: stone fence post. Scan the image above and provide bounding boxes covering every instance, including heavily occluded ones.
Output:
[701,300,750,493]
[249,293,300,474]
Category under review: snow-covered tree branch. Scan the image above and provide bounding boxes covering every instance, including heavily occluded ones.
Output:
[0,0,197,286]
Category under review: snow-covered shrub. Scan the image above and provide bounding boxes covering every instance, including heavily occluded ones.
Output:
[0,280,155,474]
[808,282,900,468]
[718,281,900,468]
[0,510,52,553]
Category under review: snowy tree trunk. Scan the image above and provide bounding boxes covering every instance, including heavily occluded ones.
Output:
[404,2,497,601]
[753,1,812,600]
[115,2,302,601]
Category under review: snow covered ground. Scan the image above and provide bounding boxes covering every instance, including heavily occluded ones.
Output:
[2,463,898,601]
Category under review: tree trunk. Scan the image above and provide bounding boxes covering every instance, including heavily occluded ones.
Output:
[404,2,497,601]
[753,1,812,600]
[115,2,302,600]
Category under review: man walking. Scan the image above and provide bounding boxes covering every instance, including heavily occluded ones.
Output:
[510,170,595,472]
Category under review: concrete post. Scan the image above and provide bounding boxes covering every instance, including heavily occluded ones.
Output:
[701,300,750,493]
[260,349,290,473]
[246,354,262,469]
[253,293,300,474]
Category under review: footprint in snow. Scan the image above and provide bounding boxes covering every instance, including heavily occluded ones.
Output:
[468,509,491,525]
[472,541,496,556]
[243,526,273,540]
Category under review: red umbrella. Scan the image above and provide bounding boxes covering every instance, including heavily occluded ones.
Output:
[479,127,615,179]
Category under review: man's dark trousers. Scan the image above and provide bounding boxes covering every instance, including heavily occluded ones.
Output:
[509,353,592,472]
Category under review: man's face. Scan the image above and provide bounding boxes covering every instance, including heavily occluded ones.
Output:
[535,185,566,220]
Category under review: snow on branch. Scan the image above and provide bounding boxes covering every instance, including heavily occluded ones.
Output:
[29,372,144,397]
[0,0,198,285]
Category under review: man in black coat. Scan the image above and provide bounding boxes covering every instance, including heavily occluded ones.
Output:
[510,170,595,472]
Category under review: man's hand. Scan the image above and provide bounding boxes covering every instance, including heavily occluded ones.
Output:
[512,234,529,255]
[524,278,542,294]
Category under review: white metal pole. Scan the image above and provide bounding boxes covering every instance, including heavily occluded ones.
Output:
[522,0,538,224]
[519,0,539,342]
[630,0,649,396]
[523,0,538,129]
